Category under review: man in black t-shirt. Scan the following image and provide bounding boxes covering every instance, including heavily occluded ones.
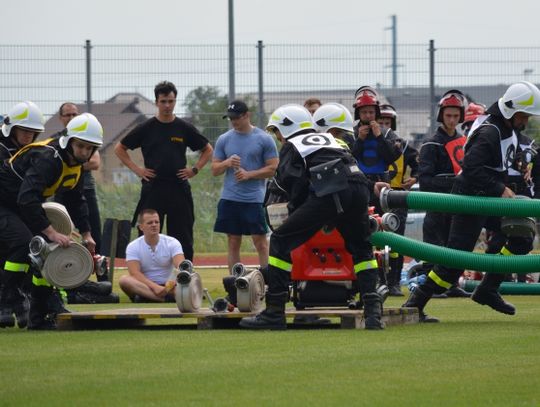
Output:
[114,81,213,261]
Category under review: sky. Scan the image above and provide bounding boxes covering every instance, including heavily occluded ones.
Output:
[1,0,539,47]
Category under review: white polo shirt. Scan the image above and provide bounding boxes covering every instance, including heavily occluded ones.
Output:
[125,234,183,284]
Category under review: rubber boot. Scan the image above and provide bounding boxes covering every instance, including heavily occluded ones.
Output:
[363,292,384,330]
[402,286,439,323]
[0,271,19,328]
[445,284,471,298]
[471,273,515,315]
[388,257,404,296]
[239,292,287,330]
[28,286,57,330]
[48,288,70,315]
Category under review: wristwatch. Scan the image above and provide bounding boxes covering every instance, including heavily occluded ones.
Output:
[191,166,199,175]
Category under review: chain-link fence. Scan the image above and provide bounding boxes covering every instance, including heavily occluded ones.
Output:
[1,42,539,252]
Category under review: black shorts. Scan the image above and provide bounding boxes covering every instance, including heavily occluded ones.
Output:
[214,199,269,236]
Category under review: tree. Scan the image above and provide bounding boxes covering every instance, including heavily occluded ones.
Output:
[183,86,229,144]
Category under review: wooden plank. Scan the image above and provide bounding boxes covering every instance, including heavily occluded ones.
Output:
[56,307,419,330]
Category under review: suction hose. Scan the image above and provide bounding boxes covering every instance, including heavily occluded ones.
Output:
[461,280,540,295]
[380,188,540,217]
[370,231,540,274]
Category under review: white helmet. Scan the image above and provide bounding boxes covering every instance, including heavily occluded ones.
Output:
[313,103,354,133]
[266,104,315,139]
[2,101,45,137]
[498,81,540,119]
[59,113,103,149]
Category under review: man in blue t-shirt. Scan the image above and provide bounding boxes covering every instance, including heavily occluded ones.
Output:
[211,100,279,273]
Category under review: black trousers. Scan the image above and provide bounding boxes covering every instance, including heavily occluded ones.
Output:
[135,181,195,261]
[268,183,377,295]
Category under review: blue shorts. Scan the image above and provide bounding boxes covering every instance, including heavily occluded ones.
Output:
[214,199,269,236]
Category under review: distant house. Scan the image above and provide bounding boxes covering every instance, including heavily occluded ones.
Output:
[43,93,155,185]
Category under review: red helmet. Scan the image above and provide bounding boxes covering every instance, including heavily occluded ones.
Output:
[464,102,486,124]
[379,104,397,130]
[437,89,467,123]
[353,86,381,119]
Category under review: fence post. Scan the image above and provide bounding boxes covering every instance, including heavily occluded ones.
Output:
[228,0,235,102]
[257,40,265,129]
[85,39,92,113]
[429,39,436,136]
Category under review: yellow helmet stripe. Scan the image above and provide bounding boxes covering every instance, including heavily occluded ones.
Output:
[517,95,534,106]
[329,112,346,122]
[71,120,89,132]
[12,108,29,121]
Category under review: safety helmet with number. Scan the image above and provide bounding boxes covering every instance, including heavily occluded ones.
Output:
[266,104,315,139]
[380,104,398,130]
[2,101,45,138]
[498,81,540,119]
[353,86,381,119]
[313,103,354,134]
[437,89,468,123]
[59,113,103,149]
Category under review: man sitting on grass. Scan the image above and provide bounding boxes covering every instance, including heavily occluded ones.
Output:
[119,209,184,302]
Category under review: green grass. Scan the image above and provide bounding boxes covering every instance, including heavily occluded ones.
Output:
[1,268,539,406]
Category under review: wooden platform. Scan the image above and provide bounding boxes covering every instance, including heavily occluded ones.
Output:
[57,307,419,330]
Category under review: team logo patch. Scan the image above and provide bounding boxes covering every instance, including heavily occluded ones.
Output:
[301,134,331,146]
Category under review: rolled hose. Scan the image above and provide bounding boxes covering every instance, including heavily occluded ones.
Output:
[370,231,540,274]
[380,188,540,217]
[461,280,540,295]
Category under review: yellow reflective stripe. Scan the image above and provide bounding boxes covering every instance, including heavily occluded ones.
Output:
[389,251,399,259]
[58,288,67,301]
[299,121,313,129]
[517,95,534,107]
[428,270,452,289]
[329,112,346,122]
[4,261,29,273]
[354,259,378,272]
[500,246,513,256]
[32,275,51,287]
[268,256,292,272]
[71,120,88,132]
[13,108,29,121]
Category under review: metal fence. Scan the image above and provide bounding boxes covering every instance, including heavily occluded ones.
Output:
[2,42,540,250]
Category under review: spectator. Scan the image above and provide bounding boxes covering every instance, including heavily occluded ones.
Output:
[119,209,184,302]
[303,97,322,115]
[211,100,278,272]
[52,102,103,253]
[114,81,213,261]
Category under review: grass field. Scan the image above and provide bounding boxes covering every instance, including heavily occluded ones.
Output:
[1,267,539,406]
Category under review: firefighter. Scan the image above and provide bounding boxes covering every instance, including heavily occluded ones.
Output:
[0,113,102,330]
[239,104,388,330]
[378,104,419,296]
[485,133,540,283]
[313,102,355,150]
[351,87,401,214]
[461,102,487,136]
[404,81,540,321]
[417,89,471,301]
[0,101,45,328]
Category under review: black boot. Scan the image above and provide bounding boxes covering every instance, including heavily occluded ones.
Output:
[363,292,384,330]
[0,270,22,328]
[28,286,57,330]
[388,256,404,297]
[471,273,515,315]
[402,286,439,323]
[445,284,471,298]
[239,292,287,330]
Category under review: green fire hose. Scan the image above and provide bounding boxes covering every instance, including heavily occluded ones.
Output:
[380,188,540,217]
[370,231,540,274]
[461,280,540,295]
